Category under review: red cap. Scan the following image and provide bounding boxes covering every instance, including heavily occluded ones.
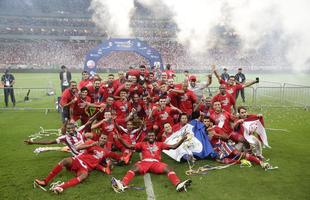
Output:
[189,75,197,81]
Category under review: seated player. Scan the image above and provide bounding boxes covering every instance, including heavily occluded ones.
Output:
[111,131,192,193]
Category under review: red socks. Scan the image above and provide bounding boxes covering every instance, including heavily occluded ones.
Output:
[167,171,180,186]
[44,163,63,183]
[60,177,81,189]
[122,170,135,186]
[245,153,261,165]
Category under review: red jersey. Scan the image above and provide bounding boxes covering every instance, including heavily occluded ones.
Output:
[172,123,186,132]
[100,120,115,135]
[211,93,235,113]
[178,90,198,115]
[152,106,175,126]
[163,69,175,79]
[60,88,77,107]
[209,110,235,134]
[220,80,243,99]
[71,96,91,115]
[78,79,92,90]
[77,140,109,171]
[101,84,116,100]
[113,100,130,119]
[198,104,212,117]
[134,141,169,161]
[87,85,104,103]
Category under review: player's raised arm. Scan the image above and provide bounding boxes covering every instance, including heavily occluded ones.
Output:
[213,66,221,83]
[243,78,259,88]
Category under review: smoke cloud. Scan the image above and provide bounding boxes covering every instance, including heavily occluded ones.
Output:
[89,0,134,37]
[89,0,310,71]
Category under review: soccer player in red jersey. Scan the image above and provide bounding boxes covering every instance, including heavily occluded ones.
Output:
[214,69,258,99]
[151,97,180,133]
[210,101,245,143]
[60,81,78,122]
[91,111,116,151]
[203,117,271,169]
[172,113,189,132]
[113,71,126,89]
[211,84,236,114]
[163,64,175,79]
[87,79,104,103]
[111,130,192,193]
[113,80,132,99]
[33,134,115,194]
[160,122,174,142]
[78,71,92,90]
[194,96,213,117]
[101,74,117,100]
[177,82,198,115]
[113,89,131,124]
[70,87,92,125]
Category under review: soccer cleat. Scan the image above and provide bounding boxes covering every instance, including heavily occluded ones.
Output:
[49,181,64,194]
[51,186,63,194]
[33,179,47,191]
[261,162,271,170]
[261,162,278,171]
[33,147,44,155]
[176,179,192,192]
[111,177,125,193]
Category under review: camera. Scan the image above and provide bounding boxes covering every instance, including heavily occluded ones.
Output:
[256,77,259,83]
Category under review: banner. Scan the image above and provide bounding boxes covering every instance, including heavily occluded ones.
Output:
[84,38,163,74]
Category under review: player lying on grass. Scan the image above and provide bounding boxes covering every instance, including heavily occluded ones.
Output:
[24,122,84,156]
[24,111,102,155]
[111,130,192,193]
[203,117,272,169]
[34,134,123,194]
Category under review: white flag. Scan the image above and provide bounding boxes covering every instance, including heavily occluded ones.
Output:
[242,120,271,148]
[163,124,203,162]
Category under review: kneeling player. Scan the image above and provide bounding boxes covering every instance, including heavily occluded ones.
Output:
[111,131,192,193]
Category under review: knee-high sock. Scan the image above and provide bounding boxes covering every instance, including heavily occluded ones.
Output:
[122,170,135,186]
[60,177,81,189]
[44,163,63,184]
[246,153,261,165]
[167,171,180,186]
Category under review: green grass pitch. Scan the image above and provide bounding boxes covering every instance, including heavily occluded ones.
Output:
[0,73,310,200]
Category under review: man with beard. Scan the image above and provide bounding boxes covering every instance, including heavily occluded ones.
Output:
[111,131,192,193]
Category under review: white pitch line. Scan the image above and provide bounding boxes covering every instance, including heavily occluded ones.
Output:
[143,173,156,200]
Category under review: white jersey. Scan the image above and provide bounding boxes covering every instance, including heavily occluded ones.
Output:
[56,131,84,156]
[188,82,206,99]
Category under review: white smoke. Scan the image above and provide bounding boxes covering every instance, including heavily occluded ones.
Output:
[89,0,134,37]
[89,0,310,71]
